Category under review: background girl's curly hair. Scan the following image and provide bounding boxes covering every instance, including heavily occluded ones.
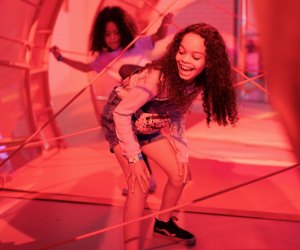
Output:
[89,6,137,53]
[150,23,238,126]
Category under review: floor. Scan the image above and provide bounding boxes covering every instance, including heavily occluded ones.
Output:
[1,99,300,250]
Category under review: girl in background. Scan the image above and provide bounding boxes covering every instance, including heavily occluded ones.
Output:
[50,6,173,195]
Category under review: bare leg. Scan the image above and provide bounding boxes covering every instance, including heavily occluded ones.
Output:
[141,138,185,221]
[113,144,148,250]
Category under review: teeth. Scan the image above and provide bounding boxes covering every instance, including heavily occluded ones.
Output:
[179,64,193,71]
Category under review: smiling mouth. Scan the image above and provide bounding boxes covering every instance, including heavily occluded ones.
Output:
[178,63,194,72]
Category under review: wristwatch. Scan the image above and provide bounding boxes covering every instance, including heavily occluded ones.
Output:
[128,153,143,163]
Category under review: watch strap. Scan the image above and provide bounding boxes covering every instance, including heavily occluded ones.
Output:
[128,153,143,163]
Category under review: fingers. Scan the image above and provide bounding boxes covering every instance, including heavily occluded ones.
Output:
[140,166,150,193]
[163,13,173,25]
[178,162,191,184]
[49,46,62,60]
[188,169,192,181]
[178,162,183,177]
[49,45,58,53]
[126,168,135,193]
[129,162,151,193]
[183,167,191,184]
[168,13,174,21]
[130,170,136,193]
[145,167,151,180]
[183,165,188,183]
[136,174,149,193]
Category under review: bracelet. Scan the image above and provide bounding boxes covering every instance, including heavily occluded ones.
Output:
[128,153,143,163]
[57,54,64,62]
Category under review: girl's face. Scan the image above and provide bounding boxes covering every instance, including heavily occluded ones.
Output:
[175,32,206,83]
[104,21,121,51]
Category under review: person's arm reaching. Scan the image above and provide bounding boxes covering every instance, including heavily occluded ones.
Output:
[113,69,160,160]
[151,13,173,44]
[50,46,93,72]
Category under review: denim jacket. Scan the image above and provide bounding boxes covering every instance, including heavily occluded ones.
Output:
[113,69,189,162]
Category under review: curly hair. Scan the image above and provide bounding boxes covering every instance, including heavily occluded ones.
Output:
[148,23,238,126]
[89,6,137,54]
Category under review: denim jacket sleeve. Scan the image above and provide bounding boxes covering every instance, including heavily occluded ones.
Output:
[113,69,159,159]
[169,111,189,162]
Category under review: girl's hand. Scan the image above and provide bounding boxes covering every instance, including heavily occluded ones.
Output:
[162,13,173,26]
[178,162,191,184]
[128,160,151,193]
[49,46,63,61]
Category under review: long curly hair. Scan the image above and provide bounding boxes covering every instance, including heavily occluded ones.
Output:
[89,6,137,54]
[148,23,238,126]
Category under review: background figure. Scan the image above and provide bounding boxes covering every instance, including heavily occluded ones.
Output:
[50,6,173,195]
[242,34,265,102]
[101,23,238,250]
[50,6,173,82]
[253,1,300,162]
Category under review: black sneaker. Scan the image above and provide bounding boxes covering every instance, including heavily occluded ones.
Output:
[153,216,196,246]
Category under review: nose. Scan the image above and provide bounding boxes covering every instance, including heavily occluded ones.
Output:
[181,53,191,63]
[110,33,119,41]
[107,34,114,40]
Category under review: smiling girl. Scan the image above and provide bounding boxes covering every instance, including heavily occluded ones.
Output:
[101,23,238,250]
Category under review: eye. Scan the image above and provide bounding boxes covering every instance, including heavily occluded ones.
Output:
[178,45,185,55]
[178,48,185,54]
[193,54,205,60]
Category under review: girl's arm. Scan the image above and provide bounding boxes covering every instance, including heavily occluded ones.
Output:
[151,13,173,44]
[113,69,160,160]
[50,46,93,72]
